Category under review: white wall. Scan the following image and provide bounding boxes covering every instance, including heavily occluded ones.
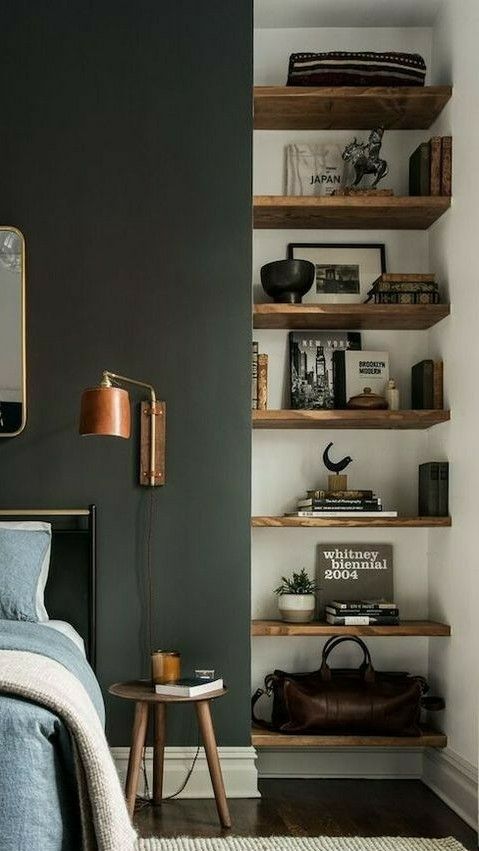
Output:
[254,130,427,197]
[253,231,431,409]
[253,523,430,730]
[426,0,479,769]
[251,11,479,821]
[252,26,436,706]
[254,27,432,85]
[254,1,441,30]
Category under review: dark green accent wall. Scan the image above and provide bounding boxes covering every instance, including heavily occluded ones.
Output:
[0,1,252,745]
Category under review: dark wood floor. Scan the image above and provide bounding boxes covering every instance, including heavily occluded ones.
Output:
[135,779,477,848]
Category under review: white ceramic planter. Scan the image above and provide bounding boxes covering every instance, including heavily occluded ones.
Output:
[277,593,316,623]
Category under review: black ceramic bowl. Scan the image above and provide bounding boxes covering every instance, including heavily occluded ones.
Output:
[260,259,315,304]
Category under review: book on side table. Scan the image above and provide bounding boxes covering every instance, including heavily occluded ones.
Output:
[154,677,224,697]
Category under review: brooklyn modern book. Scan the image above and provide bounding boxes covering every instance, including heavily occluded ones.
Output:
[289,331,361,409]
[333,349,389,408]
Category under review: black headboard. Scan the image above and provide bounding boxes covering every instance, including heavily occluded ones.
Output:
[0,506,97,668]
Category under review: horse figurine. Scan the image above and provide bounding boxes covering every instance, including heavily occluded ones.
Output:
[342,127,389,188]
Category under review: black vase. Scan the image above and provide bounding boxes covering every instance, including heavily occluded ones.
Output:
[260,259,315,304]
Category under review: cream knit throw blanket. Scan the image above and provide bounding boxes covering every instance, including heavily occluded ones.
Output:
[0,649,138,851]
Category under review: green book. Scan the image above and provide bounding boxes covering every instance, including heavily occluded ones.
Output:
[409,142,430,196]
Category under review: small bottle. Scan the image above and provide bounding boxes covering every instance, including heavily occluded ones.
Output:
[387,379,400,411]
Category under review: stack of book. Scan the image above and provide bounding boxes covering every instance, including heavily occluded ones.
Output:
[411,359,444,409]
[418,462,449,517]
[252,342,268,410]
[287,488,398,518]
[365,273,440,305]
[325,599,400,626]
[409,136,452,197]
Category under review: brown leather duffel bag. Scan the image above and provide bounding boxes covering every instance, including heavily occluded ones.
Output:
[252,636,443,736]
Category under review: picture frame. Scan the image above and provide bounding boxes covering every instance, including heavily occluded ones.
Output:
[287,243,386,304]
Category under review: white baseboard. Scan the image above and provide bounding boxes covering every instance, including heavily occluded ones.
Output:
[111,746,259,799]
[256,747,423,779]
[423,748,478,831]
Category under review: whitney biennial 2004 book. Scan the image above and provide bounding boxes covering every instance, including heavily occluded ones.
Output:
[317,543,393,615]
[289,331,361,409]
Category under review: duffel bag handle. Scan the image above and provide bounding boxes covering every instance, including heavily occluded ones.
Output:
[251,687,272,729]
[321,635,373,666]
[320,635,375,683]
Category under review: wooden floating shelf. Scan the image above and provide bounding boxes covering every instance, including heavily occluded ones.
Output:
[252,409,450,430]
[253,303,450,331]
[251,619,450,637]
[254,86,452,131]
[251,724,447,749]
[252,516,451,528]
[253,196,451,230]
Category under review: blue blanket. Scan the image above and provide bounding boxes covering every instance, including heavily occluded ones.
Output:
[0,620,105,851]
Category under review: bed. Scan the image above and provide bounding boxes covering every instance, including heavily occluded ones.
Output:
[0,507,137,851]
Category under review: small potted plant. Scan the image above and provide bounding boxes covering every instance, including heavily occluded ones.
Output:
[274,568,317,623]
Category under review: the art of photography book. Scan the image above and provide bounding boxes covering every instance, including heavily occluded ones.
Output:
[289,331,361,410]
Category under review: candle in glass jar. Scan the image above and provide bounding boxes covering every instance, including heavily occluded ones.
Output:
[151,650,181,684]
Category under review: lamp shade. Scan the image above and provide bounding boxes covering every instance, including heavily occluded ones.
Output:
[79,386,131,438]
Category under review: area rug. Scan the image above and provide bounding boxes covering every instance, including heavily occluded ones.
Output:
[137,838,467,851]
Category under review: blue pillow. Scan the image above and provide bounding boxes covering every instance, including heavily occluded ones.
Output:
[0,522,52,622]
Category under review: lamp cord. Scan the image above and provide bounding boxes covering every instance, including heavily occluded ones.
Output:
[135,732,201,810]
[146,487,155,656]
[133,488,201,810]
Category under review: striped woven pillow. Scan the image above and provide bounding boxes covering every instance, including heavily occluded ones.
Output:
[287,51,426,87]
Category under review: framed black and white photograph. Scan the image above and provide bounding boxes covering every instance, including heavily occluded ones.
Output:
[287,243,386,304]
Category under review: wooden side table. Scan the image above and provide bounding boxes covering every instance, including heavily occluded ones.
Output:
[109,680,231,828]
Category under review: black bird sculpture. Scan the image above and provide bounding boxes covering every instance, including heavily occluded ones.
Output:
[322,442,353,475]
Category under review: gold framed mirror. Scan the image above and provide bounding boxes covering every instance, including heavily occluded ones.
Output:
[0,227,26,436]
